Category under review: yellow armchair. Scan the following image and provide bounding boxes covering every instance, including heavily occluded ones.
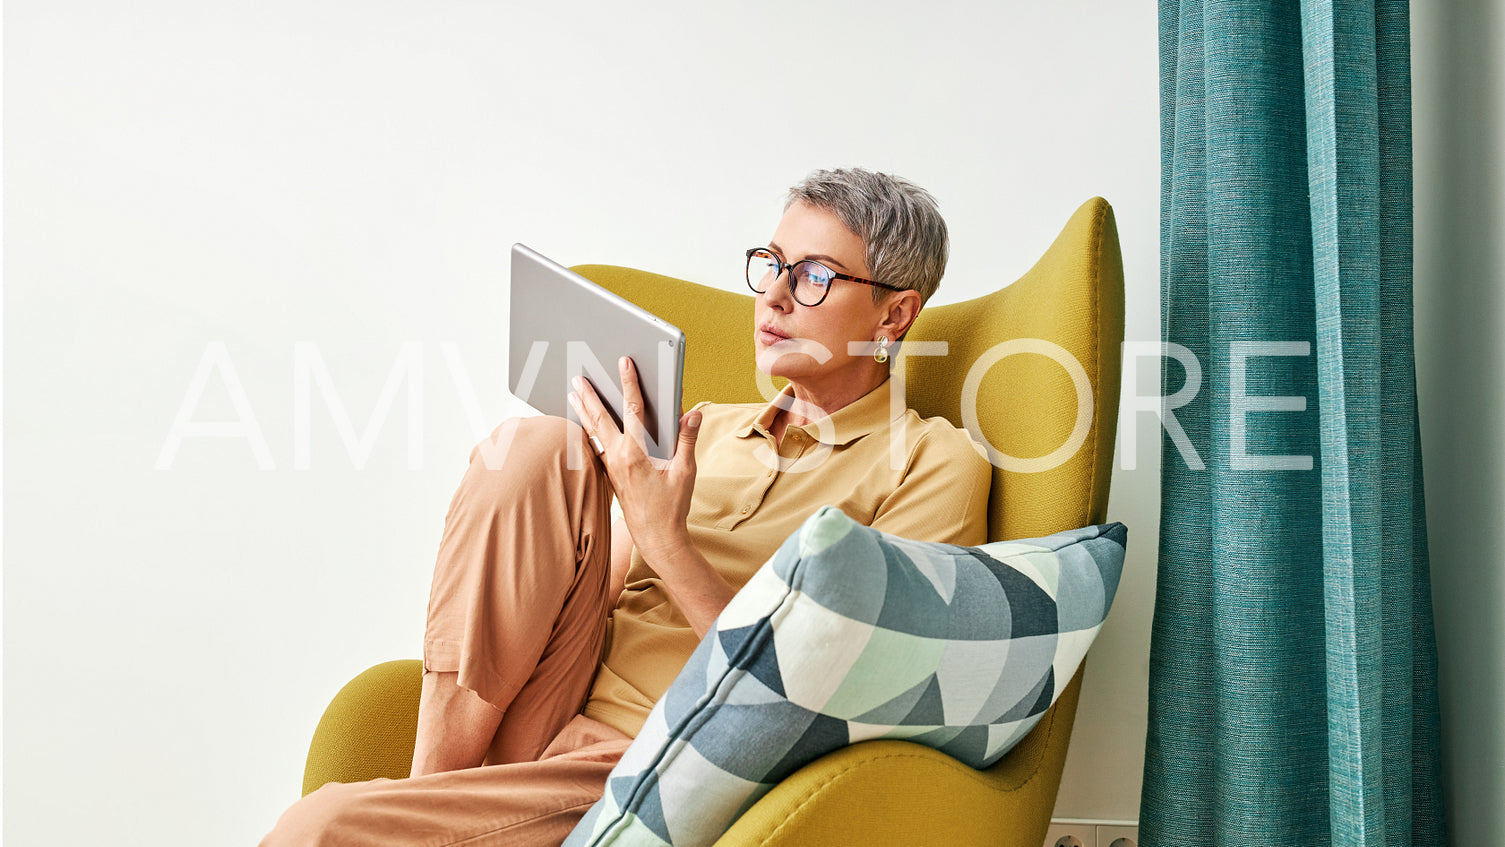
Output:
[302,197,1124,846]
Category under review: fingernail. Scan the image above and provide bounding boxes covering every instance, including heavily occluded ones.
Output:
[619,357,630,371]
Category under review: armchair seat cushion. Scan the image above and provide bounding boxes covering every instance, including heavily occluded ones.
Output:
[567,506,1126,847]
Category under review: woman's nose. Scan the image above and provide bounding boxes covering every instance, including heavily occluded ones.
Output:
[759,291,792,313]
[760,271,795,310]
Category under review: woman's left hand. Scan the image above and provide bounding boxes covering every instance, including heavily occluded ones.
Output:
[568,356,702,563]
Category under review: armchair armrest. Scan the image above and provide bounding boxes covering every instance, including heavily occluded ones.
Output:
[301,659,423,796]
[715,667,1084,847]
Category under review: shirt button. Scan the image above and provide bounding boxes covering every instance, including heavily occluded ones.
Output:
[766,470,775,478]
[741,505,751,514]
[791,432,802,441]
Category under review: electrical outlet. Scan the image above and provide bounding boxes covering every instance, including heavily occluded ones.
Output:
[1044,820,1140,847]
[1044,823,1091,847]
[1097,824,1140,847]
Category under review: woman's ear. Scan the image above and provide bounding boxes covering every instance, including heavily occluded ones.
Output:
[879,289,924,341]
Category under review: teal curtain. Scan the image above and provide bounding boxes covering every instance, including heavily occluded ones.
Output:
[1144,1,1446,845]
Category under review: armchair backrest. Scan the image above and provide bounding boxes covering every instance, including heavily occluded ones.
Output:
[576,197,1124,543]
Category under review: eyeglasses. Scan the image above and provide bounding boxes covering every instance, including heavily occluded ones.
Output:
[745,247,904,307]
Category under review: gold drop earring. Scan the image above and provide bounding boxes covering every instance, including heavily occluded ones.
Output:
[874,335,890,364]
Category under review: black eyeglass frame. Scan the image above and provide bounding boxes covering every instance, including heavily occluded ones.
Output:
[745,247,905,307]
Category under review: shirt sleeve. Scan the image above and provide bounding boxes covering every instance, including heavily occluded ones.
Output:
[867,426,992,547]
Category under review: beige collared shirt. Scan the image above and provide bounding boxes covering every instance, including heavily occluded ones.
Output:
[582,379,992,738]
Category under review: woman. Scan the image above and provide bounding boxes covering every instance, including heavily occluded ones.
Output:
[263,168,991,846]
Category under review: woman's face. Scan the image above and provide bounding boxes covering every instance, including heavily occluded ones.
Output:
[753,201,893,405]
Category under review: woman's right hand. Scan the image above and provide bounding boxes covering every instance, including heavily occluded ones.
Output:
[569,357,731,636]
[568,356,701,562]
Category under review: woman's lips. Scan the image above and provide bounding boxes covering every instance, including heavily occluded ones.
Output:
[757,325,792,346]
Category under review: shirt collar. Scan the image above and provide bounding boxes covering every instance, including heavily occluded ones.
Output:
[735,379,899,447]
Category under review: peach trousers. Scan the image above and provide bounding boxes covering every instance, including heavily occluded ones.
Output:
[262,417,631,846]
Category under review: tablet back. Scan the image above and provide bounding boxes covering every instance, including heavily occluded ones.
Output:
[508,244,686,460]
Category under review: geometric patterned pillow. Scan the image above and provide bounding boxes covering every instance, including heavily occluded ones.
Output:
[565,506,1127,847]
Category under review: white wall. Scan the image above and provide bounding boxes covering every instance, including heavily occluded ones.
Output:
[1413,1,1505,844]
[3,2,1163,844]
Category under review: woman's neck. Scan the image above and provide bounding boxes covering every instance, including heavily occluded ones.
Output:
[773,370,889,441]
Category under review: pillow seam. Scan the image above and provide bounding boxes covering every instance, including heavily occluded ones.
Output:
[598,552,811,843]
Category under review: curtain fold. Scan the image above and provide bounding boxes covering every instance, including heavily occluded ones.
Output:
[1144,1,1446,844]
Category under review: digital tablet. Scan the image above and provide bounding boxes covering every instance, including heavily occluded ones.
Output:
[508,243,686,460]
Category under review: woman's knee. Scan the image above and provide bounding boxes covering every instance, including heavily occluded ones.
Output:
[467,416,591,476]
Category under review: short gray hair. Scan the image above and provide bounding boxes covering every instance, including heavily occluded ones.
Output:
[786,168,949,305]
